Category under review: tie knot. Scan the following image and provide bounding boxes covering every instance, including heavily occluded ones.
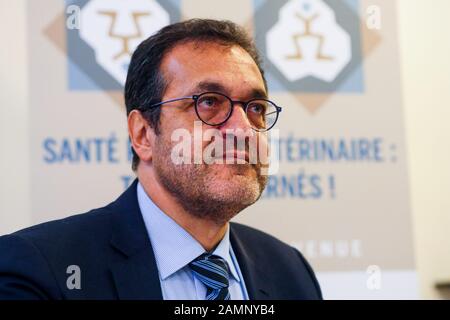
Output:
[189,253,231,300]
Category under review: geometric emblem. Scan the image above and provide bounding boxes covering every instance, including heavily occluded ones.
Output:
[267,0,352,82]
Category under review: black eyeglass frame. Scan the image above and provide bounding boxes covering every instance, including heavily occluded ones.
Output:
[140,91,282,132]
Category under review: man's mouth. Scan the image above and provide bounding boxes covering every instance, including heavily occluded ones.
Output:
[219,150,250,163]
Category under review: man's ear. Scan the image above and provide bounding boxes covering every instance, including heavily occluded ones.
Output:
[128,110,156,163]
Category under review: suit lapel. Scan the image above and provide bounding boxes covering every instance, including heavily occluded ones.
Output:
[230,224,274,300]
[109,250,162,300]
[108,179,163,300]
[106,179,275,300]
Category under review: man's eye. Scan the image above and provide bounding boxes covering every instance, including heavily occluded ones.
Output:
[199,97,218,108]
[249,104,266,114]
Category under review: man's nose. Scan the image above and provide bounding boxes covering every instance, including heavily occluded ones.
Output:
[220,104,253,134]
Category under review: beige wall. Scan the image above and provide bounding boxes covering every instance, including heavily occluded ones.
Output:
[0,0,449,299]
[0,0,31,235]
[398,0,450,299]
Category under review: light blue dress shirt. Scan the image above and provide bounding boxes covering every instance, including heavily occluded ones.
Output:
[137,182,249,300]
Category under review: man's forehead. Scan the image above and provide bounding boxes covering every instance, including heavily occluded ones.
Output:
[160,41,266,95]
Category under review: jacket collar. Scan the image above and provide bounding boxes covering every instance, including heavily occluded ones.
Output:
[108,178,272,300]
[108,178,163,299]
[229,224,274,299]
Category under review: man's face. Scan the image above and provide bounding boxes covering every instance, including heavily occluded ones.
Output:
[151,41,268,225]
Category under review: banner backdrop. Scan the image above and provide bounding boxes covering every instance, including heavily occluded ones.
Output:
[27,0,417,298]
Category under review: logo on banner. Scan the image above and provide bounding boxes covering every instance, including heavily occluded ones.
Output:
[266,0,351,82]
[55,0,180,92]
[254,0,380,112]
[78,0,170,85]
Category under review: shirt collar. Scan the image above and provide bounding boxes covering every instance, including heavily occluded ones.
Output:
[137,182,240,282]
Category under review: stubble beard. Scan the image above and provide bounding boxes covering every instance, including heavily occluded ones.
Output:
[152,135,268,226]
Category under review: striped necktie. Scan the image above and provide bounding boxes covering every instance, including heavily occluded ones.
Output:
[189,253,231,300]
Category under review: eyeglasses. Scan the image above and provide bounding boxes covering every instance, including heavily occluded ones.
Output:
[143,91,282,132]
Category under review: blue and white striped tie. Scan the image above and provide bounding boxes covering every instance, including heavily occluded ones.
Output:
[189,253,231,300]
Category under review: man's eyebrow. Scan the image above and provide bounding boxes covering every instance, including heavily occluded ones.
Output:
[250,88,269,100]
[190,81,268,99]
[192,81,227,94]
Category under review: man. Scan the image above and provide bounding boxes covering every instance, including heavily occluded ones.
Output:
[0,19,322,300]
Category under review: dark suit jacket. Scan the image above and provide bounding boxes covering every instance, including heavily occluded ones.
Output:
[0,179,322,300]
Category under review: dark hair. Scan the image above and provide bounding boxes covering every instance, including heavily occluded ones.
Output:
[124,19,267,171]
